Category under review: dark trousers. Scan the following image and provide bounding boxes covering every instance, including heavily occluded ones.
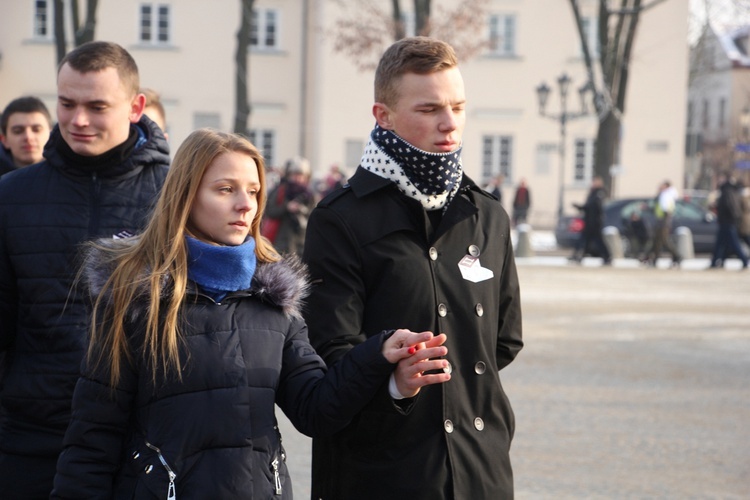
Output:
[648,215,680,263]
[572,228,610,262]
[711,223,749,267]
[0,452,58,499]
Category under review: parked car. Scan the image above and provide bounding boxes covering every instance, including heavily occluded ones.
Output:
[555,197,718,255]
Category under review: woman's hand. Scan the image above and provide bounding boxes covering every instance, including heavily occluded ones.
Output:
[383,329,450,398]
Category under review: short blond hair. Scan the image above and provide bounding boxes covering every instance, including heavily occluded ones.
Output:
[374,37,458,107]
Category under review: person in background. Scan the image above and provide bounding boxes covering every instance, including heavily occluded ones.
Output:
[569,176,611,264]
[302,36,523,499]
[51,128,449,499]
[645,180,681,267]
[263,156,315,255]
[0,40,170,498]
[486,173,505,206]
[512,177,531,226]
[141,87,168,140]
[622,202,651,261]
[738,184,750,250]
[709,174,748,269]
[0,96,53,176]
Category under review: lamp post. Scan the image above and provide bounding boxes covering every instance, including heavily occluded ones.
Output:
[536,73,593,219]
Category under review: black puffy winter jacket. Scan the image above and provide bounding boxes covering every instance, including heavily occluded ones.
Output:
[0,118,169,470]
[51,244,395,499]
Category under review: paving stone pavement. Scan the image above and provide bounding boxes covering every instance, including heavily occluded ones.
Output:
[277,256,750,499]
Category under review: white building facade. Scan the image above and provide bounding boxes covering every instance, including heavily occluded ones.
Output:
[0,0,689,227]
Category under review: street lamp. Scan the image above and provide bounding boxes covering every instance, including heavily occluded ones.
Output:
[536,73,593,219]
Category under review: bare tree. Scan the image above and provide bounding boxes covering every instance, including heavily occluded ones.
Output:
[328,0,490,71]
[569,0,668,194]
[234,0,254,135]
[54,0,99,64]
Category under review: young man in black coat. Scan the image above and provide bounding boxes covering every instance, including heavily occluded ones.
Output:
[0,41,169,498]
[570,175,611,264]
[302,37,523,499]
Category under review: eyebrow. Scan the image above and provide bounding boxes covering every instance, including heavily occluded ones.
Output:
[58,96,110,107]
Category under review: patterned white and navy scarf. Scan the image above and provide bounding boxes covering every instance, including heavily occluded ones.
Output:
[360,124,463,211]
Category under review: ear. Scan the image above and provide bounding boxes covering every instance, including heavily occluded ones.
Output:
[129,93,146,124]
[372,102,394,130]
[0,135,7,148]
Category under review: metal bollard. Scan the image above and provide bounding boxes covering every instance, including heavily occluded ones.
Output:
[515,223,535,257]
[602,226,624,259]
[675,226,694,259]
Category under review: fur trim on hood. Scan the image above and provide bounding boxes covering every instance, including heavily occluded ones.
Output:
[82,237,310,319]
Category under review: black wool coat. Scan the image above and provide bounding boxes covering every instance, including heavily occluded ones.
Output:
[302,168,523,499]
[52,247,397,499]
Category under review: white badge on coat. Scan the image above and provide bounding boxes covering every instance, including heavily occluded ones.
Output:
[458,255,494,283]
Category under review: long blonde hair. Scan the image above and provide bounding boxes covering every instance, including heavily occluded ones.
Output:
[88,128,279,387]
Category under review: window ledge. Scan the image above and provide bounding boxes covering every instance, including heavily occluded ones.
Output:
[482,53,523,61]
[131,43,179,52]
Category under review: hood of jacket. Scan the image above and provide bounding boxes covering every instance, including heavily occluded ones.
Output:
[83,237,310,319]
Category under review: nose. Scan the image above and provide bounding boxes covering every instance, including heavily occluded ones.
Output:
[71,107,89,127]
[236,192,253,212]
[438,109,458,133]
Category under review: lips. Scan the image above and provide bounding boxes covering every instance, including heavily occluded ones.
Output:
[69,132,96,142]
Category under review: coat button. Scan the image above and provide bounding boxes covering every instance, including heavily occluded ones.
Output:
[474,417,485,431]
[444,419,454,433]
[475,303,484,317]
[145,464,153,474]
[438,303,447,317]
[132,451,140,459]
[474,361,486,374]
[443,361,453,374]
[429,247,438,260]
[468,244,480,257]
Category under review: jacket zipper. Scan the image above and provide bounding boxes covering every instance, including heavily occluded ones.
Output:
[271,456,282,495]
[145,440,177,500]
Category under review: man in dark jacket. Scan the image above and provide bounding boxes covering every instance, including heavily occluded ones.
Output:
[302,37,523,499]
[570,176,611,263]
[0,41,169,498]
[709,174,748,269]
[0,96,52,176]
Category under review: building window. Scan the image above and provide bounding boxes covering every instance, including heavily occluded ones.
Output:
[702,99,709,129]
[251,8,279,49]
[580,17,599,58]
[719,97,726,128]
[248,129,276,167]
[140,4,171,44]
[482,135,513,183]
[488,14,516,56]
[400,12,417,37]
[687,101,693,128]
[193,112,221,131]
[535,143,557,175]
[573,138,594,182]
[34,0,52,39]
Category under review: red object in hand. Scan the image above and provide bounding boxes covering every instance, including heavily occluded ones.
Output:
[408,346,417,355]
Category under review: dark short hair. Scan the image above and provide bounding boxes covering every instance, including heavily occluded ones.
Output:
[1,96,52,135]
[58,41,140,97]
[374,36,458,107]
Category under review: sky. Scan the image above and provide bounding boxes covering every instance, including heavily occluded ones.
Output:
[689,0,750,44]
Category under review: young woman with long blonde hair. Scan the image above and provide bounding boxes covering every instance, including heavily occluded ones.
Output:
[51,129,449,499]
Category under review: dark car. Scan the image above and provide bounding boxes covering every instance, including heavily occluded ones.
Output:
[555,197,718,255]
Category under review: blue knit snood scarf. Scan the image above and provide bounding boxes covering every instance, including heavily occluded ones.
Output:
[186,236,257,302]
[360,124,463,211]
